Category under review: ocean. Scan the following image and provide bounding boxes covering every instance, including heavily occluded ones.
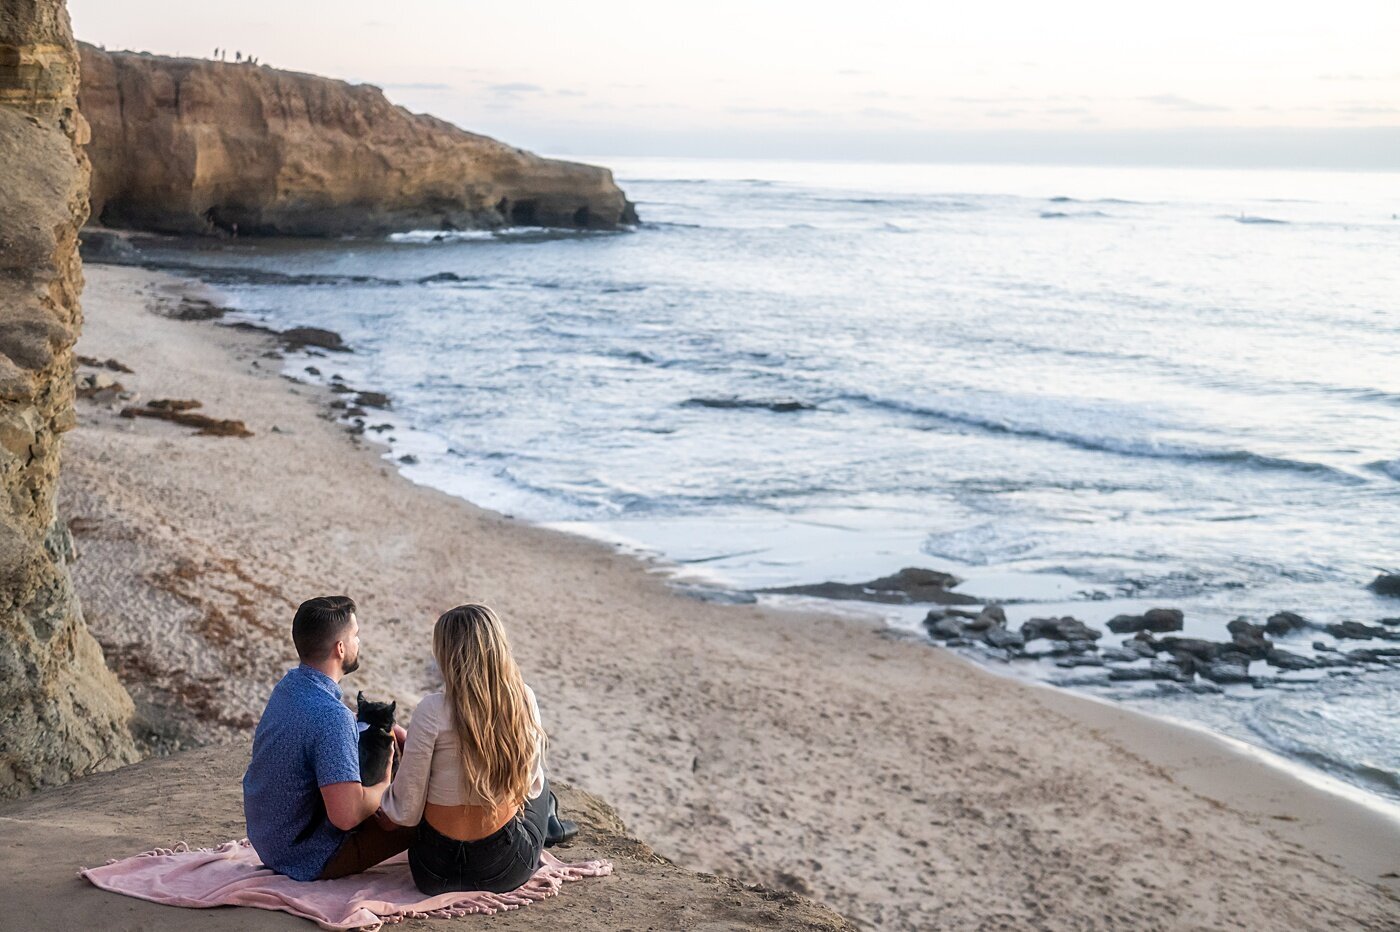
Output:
[132,158,1400,810]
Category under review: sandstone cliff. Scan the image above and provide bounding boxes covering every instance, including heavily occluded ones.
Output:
[0,0,138,797]
[77,44,637,237]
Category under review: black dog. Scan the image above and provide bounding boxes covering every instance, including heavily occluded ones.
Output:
[356,691,397,786]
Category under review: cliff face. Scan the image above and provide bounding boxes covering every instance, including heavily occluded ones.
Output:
[0,1,138,797]
[77,44,637,237]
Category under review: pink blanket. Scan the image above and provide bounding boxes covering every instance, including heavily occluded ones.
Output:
[80,839,612,931]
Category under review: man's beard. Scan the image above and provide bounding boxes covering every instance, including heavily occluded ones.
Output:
[341,654,360,675]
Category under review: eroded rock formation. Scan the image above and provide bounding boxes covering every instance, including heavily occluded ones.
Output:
[0,0,137,797]
[77,44,638,236]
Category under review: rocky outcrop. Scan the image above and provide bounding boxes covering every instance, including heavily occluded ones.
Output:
[0,0,137,797]
[76,44,637,236]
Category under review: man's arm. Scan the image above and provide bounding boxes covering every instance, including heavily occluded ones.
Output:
[321,744,394,831]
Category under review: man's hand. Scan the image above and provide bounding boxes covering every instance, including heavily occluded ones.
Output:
[392,724,407,750]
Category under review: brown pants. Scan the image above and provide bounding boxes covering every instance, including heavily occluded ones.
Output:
[317,817,415,880]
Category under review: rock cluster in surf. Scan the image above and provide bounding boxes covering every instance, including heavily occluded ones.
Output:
[924,604,1400,690]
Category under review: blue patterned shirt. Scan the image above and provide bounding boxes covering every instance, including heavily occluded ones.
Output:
[242,665,360,881]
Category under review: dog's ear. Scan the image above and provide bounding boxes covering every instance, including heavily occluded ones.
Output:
[389,701,396,713]
[357,691,365,704]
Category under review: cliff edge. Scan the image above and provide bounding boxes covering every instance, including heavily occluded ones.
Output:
[0,0,138,798]
[77,44,637,237]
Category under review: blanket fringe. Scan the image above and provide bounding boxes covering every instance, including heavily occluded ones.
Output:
[80,838,611,930]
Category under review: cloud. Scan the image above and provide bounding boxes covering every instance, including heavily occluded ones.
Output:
[1139,94,1229,112]
[836,69,868,76]
[1334,104,1399,114]
[380,82,453,92]
[555,89,587,98]
[859,107,914,122]
[727,105,824,120]
[487,82,545,95]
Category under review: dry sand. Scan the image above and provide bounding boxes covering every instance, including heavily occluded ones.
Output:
[17,263,1399,929]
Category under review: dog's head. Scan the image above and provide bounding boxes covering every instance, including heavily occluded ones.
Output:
[356,691,397,729]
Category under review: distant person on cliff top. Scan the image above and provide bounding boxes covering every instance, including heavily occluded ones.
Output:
[243,596,413,881]
[376,604,578,895]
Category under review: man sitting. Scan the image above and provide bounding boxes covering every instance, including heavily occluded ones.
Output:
[243,595,412,880]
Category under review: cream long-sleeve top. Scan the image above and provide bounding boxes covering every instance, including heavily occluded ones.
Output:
[379,685,545,828]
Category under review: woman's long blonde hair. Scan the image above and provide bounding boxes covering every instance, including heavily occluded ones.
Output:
[433,604,546,810]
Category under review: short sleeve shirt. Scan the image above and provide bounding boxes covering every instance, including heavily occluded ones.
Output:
[242,665,360,880]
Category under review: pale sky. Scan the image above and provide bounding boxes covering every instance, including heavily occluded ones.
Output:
[69,0,1400,168]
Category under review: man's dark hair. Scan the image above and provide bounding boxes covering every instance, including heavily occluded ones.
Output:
[292,596,356,662]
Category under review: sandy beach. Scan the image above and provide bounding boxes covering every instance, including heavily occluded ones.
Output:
[36,262,1400,929]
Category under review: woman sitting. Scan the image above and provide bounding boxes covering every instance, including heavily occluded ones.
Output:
[379,603,575,894]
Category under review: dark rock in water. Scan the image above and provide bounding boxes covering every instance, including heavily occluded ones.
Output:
[397,454,419,465]
[1107,608,1183,634]
[983,626,1024,650]
[943,637,976,648]
[1107,614,1146,633]
[280,327,350,352]
[1144,608,1185,632]
[1158,637,1226,661]
[683,396,815,414]
[1020,616,1102,644]
[1265,611,1310,636]
[1109,660,1191,683]
[1326,621,1400,641]
[1199,659,1251,684]
[964,605,1006,632]
[355,391,391,409]
[1121,637,1157,659]
[1366,573,1400,597]
[1265,649,1321,671]
[1151,659,1194,682]
[1346,647,1400,664]
[1379,617,1400,627]
[924,616,966,640]
[1226,618,1263,638]
[1227,618,1273,660]
[763,567,977,605]
[1100,647,1140,663]
[1313,641,1336,652]
[1055,655,1105,668]
[78,229,142,265]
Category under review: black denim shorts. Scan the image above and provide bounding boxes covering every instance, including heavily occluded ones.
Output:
[408,813,544,895]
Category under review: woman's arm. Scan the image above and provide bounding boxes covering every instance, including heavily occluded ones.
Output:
[378,696,439,827]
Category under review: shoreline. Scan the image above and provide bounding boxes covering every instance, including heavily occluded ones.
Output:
[157,240,1400,820]
[51,262,1399,927]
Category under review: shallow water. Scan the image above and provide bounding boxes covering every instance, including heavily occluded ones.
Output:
[133,158,1400,808]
